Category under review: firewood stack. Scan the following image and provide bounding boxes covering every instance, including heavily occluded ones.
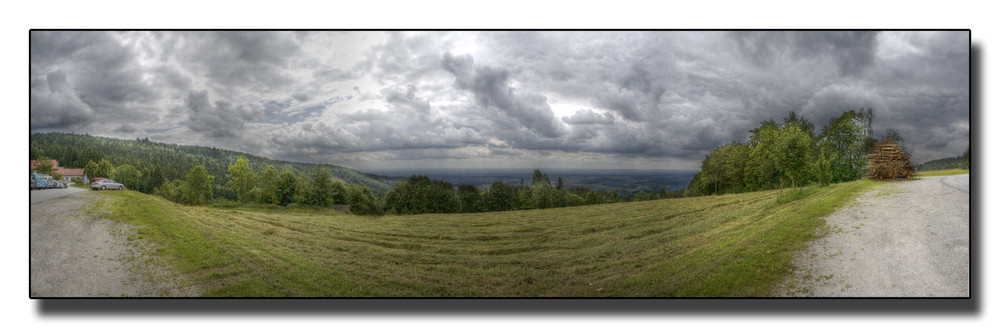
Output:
[866,140,915,180]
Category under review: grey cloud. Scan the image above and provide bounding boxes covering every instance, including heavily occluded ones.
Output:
[313,67,354,81]
[442,52,567,139]
[562,109,615,125]
[356,32,449,86]
[115,123,138,133]
[186,90,259,138]
[802,84,889,128]
[176,31,302,91]
[730,31,879,76]
[29,31,969,170]
[30,70,94,129]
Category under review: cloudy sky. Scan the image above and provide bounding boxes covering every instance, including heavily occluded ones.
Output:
[29,31,969,171]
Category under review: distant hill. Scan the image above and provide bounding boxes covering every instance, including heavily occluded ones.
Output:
[916,156,966,171]
[29,133,401,197]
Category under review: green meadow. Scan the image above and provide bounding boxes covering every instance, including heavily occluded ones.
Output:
[94,179,880,297]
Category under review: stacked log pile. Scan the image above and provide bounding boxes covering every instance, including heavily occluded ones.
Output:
[866,140,915,180]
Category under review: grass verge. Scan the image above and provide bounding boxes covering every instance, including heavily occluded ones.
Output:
[915,169,970,177]
[96,180,880,297]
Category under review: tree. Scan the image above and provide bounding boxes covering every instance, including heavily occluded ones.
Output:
[697,143,747,194]
[746,119,781,190]
[258,165,279,204]
[154,179,184,203]
[85,160,100,180]
[818,109,873,182]
[301,166,344,207]
[182,165,214,205]
[274,169,298,206]
[485,181,517,212]
[457,184,484,213]
[227,156,257,203]
[384,175,460,214]
[773,123,815,188]
[963,146,970,170]
[112,164,142,189]
[347,184,381,215]
[516,186,534,210]
[91,158,114,179]
[34,156,54,175]
[531,169,551,187]
[533,184,555,209]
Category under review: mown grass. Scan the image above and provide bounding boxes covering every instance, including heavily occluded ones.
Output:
[915,168,970,177]
[95,179,879,297]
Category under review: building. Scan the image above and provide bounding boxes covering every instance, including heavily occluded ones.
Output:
[30,160,86,180]
[57,168,86,180]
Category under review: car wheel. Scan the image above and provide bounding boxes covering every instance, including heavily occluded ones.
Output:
[119,186,124,190]
[101,186,106,190]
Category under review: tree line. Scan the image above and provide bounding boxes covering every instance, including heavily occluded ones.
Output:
[151,156,382,215]
[382,169,683,215]
[29,133,399,197]
[686,109,911,196]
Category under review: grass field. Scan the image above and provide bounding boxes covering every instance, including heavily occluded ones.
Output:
[915,168,970,177]
[93,180,879,297]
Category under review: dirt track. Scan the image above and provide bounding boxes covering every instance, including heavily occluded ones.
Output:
[30,190,197,297]
[778,174,970,297]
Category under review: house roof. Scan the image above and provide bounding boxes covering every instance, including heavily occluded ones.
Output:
[58,168,86,176]
[30,160,85,176]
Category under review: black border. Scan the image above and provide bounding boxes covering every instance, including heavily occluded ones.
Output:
[29,30,977,314]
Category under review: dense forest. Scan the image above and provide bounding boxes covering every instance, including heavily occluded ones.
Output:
[686,109,908,196]
[29,133,399,197]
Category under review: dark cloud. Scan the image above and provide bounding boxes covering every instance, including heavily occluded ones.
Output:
[442,52,566,139]
[30,70,94,129]
[29,31,969,169]
[730,31,879,76]
[186,90,259,138]
[176,31,302,92]
[115,123,138,133]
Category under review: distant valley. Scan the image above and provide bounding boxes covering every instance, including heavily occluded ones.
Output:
[369,168,697,195]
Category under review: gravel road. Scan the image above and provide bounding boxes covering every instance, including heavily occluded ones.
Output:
[30,189,198,297]
[778,174,970,297]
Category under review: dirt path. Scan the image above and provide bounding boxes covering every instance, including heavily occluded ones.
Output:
[778,174,970,297]
[30,190,198,297]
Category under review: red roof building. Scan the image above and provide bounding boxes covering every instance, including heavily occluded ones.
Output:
[30,160,86,178]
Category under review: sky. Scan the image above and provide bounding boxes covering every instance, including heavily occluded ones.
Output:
[29,30,970,171]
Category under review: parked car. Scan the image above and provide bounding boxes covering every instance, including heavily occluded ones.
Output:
[91,179,125,190]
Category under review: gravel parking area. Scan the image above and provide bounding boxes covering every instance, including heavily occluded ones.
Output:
[30,190,198,297]
[778,175,970,297]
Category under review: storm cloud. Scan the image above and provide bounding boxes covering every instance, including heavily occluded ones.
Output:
[30,31,970,169]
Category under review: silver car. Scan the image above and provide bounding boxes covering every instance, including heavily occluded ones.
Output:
[91,179,125,190]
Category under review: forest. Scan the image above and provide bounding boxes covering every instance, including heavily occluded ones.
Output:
[685,109,910,196]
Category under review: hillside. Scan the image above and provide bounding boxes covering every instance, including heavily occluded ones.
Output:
[95,179,879,297]
[916,156,966,171]
[29,133,400,197]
